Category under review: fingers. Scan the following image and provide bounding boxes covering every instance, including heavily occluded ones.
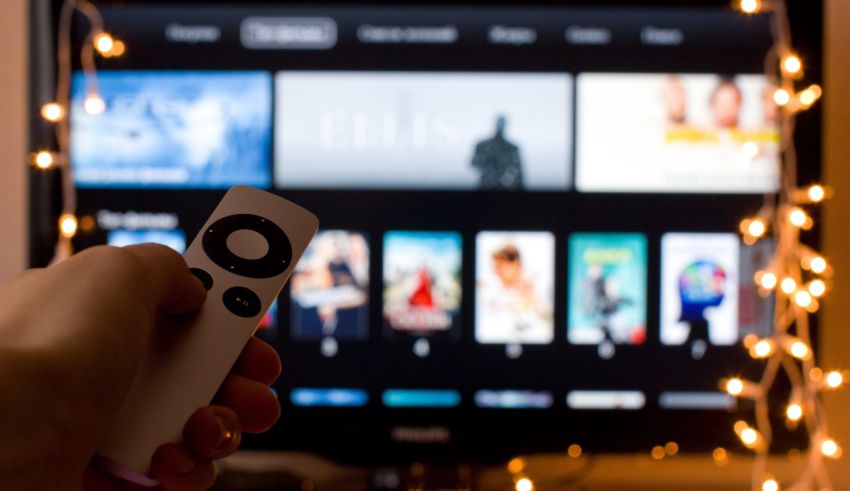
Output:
[120,244,207,315]
[232,337,282,385]
[183,406,242,460]
[150,444,216,491]
[216,374,281,433]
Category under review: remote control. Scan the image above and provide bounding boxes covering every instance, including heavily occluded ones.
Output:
[96,186,319,486]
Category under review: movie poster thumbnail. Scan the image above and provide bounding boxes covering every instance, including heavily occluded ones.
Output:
[568,233,648,346]
[290,230,370,341]
[475,232,555,344]
[275,71,572,191]
[576,73,780,193]
[660,233,740,347]
[71,70,272,188]
[383,231,462,340]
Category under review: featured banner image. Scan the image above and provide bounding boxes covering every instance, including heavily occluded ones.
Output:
[576,73,780,193]
[290,230,370,341]
[71,71,272,188]
[660,233,740,350]
[383,231,463,339]
[567,233,647,348]
[275,71,572,191]
[475,232,555,344]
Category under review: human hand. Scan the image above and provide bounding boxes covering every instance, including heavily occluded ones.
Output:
[0,244,282,490]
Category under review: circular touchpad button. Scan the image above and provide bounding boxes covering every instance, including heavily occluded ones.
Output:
[226,229,269,260]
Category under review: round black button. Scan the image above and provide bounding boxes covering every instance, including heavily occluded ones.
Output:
[202,214,292,279]
[223,286,262,318]
[189,268,214,291]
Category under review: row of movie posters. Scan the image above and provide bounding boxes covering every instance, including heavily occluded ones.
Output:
[285,230,773,348]
[71,71,779,193]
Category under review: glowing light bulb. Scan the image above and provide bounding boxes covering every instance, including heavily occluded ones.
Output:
[826,371,844,389]
[739,0,761,14]
[651,446,666,460]
[84,94,106,115]
[786,403,803,421]
[820,439,841,459]
[790,341,810,360]
[34,151,54,169]
[774,88,791,106]
[756,271,777,290]
[795,290,813,308]
[789,208,808,227]
[762,478,779,491]
[783,54,802,75]
[752,339,774,358]
[712,447,729,466]
[665,441,679,456]
[799,84,822,107]
[747,219,767,237]
[810,256,827,274]
[507,457,526,474]
[59,214,78,239]
[567,444,582,458]
[780,278,797,294]
[110,40,126,57]
[515,477,533,491]
[810,367,824,382]
[808,185,826,202]
[726,378,745,396]
[809,280,827,297]
[740,428,759,447]
[94,32,114,54]
[40,102,65,122]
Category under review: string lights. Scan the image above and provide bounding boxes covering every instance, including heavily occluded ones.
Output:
[723,1,841,490]
[35,0,123,263]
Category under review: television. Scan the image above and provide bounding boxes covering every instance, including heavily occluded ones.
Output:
[29,0,823,465]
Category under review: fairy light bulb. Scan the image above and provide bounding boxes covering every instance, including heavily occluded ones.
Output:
[740,427,760,447]
[739,0,761,14]
[515,477,533,491]
[799,84,822,107]
[567,444,582,458]
[84,93,106,115]
[809,279,827,297]
[762,478,779,491]
[726,378,745,396]
[773,88,791,106]
[748,219,767,238]
[810,256,827,274]
[808,185,826,202]
[789,208,808,227]
[790,340,810,360]
[752,339,774,359]
[507,457,526,474]
[780,278,797,294]
[795,290,813,308]
[110,40,126,57]
[40,102,65,122]
[59,214,78,239]
[782,54,802,75]
[786,403,803,422]
[94,32,114,54]
[756,271,777,290]
[34,151,54,169]
[826,371,844,389]
[820,439,841,459]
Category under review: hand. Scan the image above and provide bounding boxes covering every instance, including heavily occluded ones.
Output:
[0,244,282,490]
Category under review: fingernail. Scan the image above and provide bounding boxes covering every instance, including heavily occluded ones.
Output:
[174,451,195,474]
[215,417,236,450]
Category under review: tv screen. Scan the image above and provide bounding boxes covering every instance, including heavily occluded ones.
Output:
[30,0,822,464]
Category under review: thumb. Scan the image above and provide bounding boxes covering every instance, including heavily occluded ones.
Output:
[118,243,207,315]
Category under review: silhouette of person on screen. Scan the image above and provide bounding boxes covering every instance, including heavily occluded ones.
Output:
[471,115,524,190]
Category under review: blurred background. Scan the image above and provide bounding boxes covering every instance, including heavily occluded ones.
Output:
[1,1,849,489]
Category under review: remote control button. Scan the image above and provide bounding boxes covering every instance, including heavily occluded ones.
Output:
[189,267,214,291]
[226,229,269,260]
[223,286,262,318]
[202,213,293,279]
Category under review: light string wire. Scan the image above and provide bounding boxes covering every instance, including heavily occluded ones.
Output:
[726,1,838,491]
